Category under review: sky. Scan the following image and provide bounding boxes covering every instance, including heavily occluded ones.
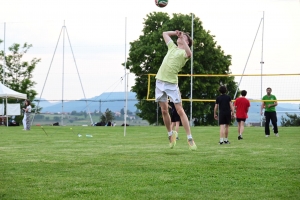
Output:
[0,0,299,102]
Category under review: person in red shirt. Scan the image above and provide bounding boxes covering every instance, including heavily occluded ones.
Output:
[234,90,250,140]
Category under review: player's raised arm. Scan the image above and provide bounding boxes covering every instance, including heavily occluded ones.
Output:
[162,31,177,45]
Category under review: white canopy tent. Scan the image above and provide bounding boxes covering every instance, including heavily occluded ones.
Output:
[0,83,27,127]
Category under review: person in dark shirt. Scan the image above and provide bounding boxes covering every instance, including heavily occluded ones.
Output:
[214,86,235,144]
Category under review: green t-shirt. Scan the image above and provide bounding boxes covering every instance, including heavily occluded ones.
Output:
[262,94,277,112]
[155,41,189,84]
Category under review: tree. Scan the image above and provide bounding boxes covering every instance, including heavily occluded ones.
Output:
[120,108,125,116]
[0,41,41,123]
[125,12,238,125]
[100,108,114,123]
[280,113,300,126]
[0,41,40,102]
[71,110,77,115]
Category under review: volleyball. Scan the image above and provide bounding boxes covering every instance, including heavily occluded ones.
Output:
[155,0,168,8]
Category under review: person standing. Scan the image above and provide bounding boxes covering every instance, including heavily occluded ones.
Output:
[22,99,32,131]
[261,87,279,137]
[234,90,250,140]
[169,101,181,140]
[155,30,196,150]
[214,86,235,144]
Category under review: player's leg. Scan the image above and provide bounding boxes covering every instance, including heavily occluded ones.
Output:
[270,112,279,136]
[26,113,31,130]
[264,112,271,137]
[159,101,176,147]
[175,121,179,132]
[175,121,180,140]
[174,103,196,150]
[171,122,175,131]
[158,102,172,133]
[218,114,225,144]
[219,124,225,144]
[156,81,176,147]
[238,120,244,140]
[224,124,230,144]
[237,118,242,139]
[166,84,196,150]
[223,114,231,144]
[22,114,26,130]
[237,120,241,135]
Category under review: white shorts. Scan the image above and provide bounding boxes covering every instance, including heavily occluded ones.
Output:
[155,80,181,103]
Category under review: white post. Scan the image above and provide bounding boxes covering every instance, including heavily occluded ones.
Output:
[6,97,8,127]
[61,21,65,126]
[260,11,265,127]
[189,14,194,126]
[124,17,127,136]
[3,23,5,125]
[2,22,5,84]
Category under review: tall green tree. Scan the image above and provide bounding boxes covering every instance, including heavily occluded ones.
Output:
[0,41,40,105]
[125,12,238,125]
[100,108,114,123]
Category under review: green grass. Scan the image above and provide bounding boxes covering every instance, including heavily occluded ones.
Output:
[0,126,299,200]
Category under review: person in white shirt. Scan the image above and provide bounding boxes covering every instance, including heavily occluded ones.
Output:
[22,99,32,131]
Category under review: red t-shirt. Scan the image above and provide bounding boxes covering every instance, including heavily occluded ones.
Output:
[234,97,250,119]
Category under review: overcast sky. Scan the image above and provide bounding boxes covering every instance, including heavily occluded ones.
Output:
[0,0,299,101]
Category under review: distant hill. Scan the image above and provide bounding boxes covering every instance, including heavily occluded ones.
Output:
[246,100,299,125]
[34,98,60,108]
[38,92,138,113]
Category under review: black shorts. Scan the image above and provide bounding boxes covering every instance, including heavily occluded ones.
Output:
[171,111,180,122]
[219,113,231,125]
[236,118,246,122]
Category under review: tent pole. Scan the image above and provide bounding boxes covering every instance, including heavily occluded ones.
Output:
[6,97,8,127]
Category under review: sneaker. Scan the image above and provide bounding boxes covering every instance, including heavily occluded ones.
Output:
[219,142,223,145]
[224,141,230,144]
[187,138,197,151]
[168,131,177,148]
[275,133,279,137]
[173,131,178,139]
[238,135,243,140]
[265,135,269,137]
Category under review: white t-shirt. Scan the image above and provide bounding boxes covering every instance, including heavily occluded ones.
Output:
[26,105,32,113]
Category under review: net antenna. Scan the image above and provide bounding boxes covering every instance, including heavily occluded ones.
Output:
[31,20,93,126]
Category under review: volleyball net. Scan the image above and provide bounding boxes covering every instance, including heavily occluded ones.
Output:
[146,73,300,103]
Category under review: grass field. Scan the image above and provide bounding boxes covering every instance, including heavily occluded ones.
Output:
[0,126,299,200]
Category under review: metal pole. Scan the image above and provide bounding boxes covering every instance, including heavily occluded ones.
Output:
[61,20,65,126]
[2,22,5,84]
[31,26,64,125]
[3,23,5,124]
[99,99,101,122]
[124,17,127,136]
[6,97,8,127]
[190,14,194,126]
[65,27,94,125]
[233,18,263,100]
[260,11,265,127]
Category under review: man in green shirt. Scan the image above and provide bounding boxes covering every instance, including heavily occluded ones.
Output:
[155,30,197,150]
[260,87,279,137]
